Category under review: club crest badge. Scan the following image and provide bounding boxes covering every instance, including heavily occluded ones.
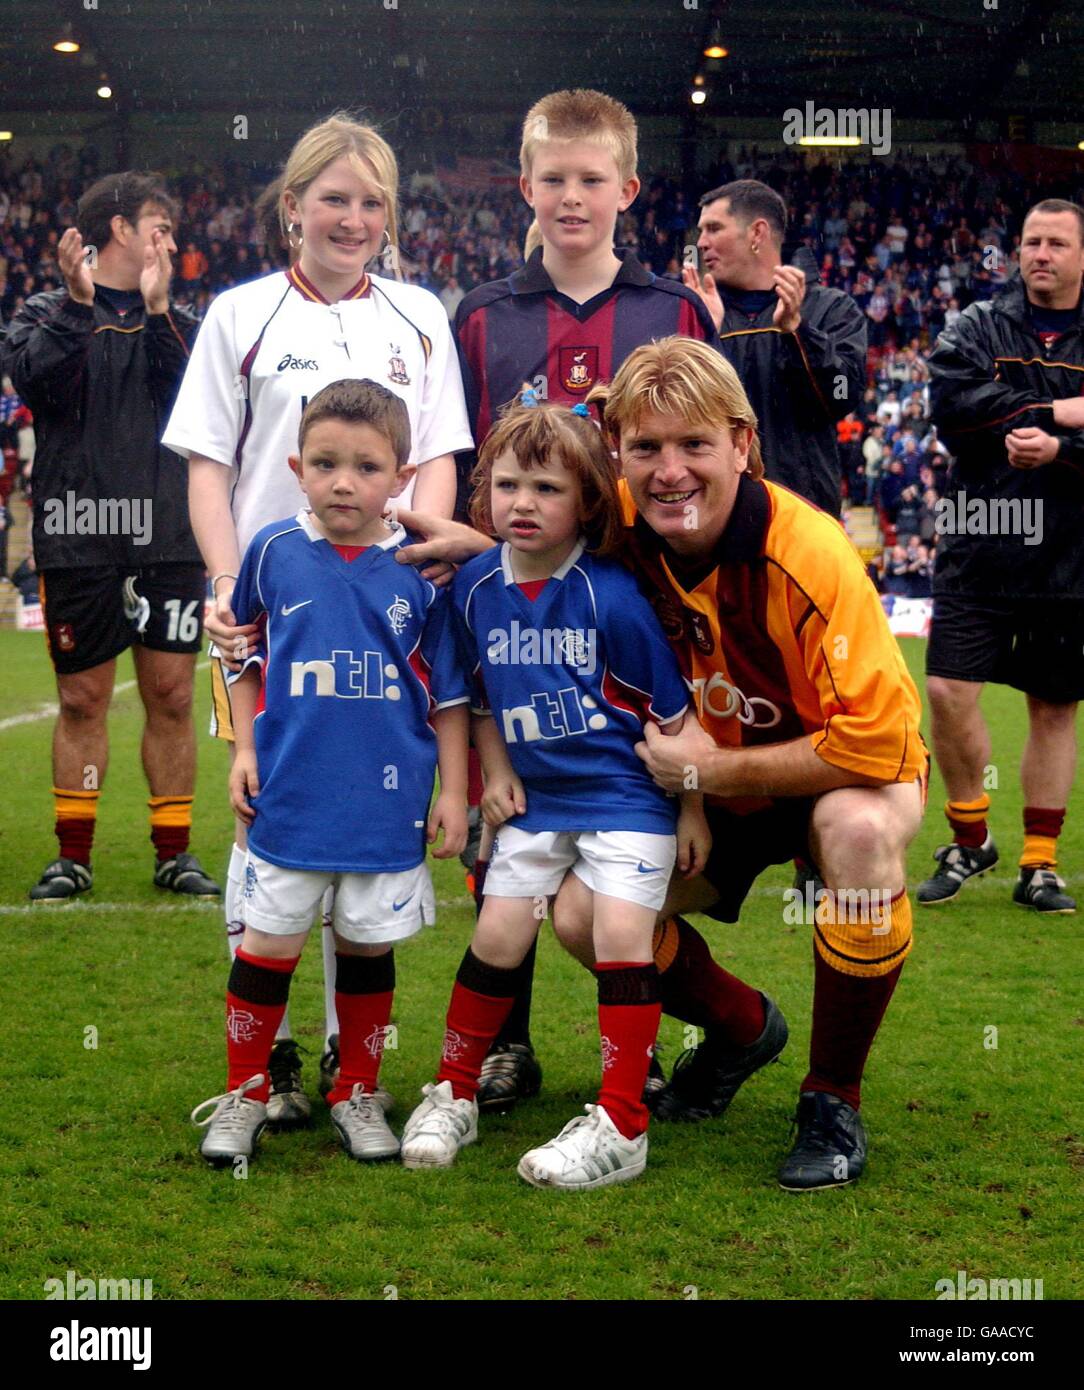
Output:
[441,1028,467,1062]
[227,1007,258,1043]
[365,1024,395,1059]
[53,623,75,652]
[386,594,411,634]
[559,345,598,393]
[653,597,685,643]
[387,344,410,385]
[689,611,715,655]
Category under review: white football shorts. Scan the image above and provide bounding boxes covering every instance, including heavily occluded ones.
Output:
[484,826,676,912]
[239,850,435,944]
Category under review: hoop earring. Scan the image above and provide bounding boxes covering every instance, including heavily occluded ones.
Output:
[288,223,303,249]
[380,229,391,251]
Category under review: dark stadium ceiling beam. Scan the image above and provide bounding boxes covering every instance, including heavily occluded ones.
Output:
[1,0,1082,129]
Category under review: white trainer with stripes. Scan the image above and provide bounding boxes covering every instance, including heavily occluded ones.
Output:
[517,1104,647,1190]
[400,1080,478,1168]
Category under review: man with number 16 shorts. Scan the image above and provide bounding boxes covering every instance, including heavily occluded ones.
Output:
[2,172,220,903]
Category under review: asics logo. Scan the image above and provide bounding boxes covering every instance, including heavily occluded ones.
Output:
[392,892,415,912]
[636,862,659,874]
[281,600,312,616]
[689,673,782,728]
[277,354,318,371]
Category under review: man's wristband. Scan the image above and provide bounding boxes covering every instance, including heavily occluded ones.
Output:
[211,572,238,595]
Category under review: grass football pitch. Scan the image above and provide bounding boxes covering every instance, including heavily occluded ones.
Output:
[1,629,1080,1302]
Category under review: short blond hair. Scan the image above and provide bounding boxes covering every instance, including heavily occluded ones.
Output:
[586,337,764,479]
[523,220,544,260]
[277,112,400,269]
[520,89,638,183]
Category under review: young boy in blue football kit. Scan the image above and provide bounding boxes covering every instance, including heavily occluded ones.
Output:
[399,397,710,1188]
[192,380,469,1167]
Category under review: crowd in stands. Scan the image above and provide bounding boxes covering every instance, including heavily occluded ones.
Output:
[2,140,1082,599]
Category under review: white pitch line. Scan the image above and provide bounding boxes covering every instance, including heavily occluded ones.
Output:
[0,659,211,733]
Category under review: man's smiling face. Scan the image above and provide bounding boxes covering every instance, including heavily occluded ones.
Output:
[620,409,751,556]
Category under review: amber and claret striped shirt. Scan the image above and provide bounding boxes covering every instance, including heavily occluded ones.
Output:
[619,474,926,813]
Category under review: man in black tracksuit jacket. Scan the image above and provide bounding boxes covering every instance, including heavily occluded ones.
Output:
[1,170,219,902]
[919,197,1084,915]
[684,179,867,516]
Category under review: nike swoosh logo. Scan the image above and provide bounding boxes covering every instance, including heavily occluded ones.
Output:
[281,600,312,616]
[636,863,659,874]
[392,892,415,912]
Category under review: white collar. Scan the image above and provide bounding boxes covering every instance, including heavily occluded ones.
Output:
[499,536,586,586]
[295,508,406,551]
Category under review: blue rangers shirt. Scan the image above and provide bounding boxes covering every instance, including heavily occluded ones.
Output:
[452,539,689,834]
[230,510,469,873]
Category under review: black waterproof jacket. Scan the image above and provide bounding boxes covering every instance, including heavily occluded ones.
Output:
[928,274,1084,600]
[1,289,201,569]
[717,247,867,515]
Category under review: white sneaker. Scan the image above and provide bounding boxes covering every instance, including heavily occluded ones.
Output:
[400,1080,478,1169]
[517,1104,647,1190]
[331,1084,401,1162]
[191,1074,267,1167]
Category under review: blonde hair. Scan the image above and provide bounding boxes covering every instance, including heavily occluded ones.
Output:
[523,220,544,260]
[586,337,764,479]
[470,399,624,557]
[520,89,638,183]
[276,112,400,274]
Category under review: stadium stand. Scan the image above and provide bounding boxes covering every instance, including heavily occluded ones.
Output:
[2,139,1082,621]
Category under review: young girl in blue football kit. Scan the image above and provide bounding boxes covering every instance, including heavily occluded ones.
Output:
[399,395,711,1189]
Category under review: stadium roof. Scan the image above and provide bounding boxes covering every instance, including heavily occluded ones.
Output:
[3,0,1082,134]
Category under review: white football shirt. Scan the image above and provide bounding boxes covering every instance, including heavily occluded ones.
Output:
[162,264,474,552]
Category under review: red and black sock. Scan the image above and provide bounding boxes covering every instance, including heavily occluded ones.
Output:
[802,948,903,1110]
[148,794,193,863]
[1020,805,1065,870]
[327,950,395,1107]
[436,948,520,1100]
[491,937,536,1049]
[53,786,98,865]
[654,916,765,1047]
[225,948,299,1102]
[945,793,989,850]
[596,961,661,1139]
